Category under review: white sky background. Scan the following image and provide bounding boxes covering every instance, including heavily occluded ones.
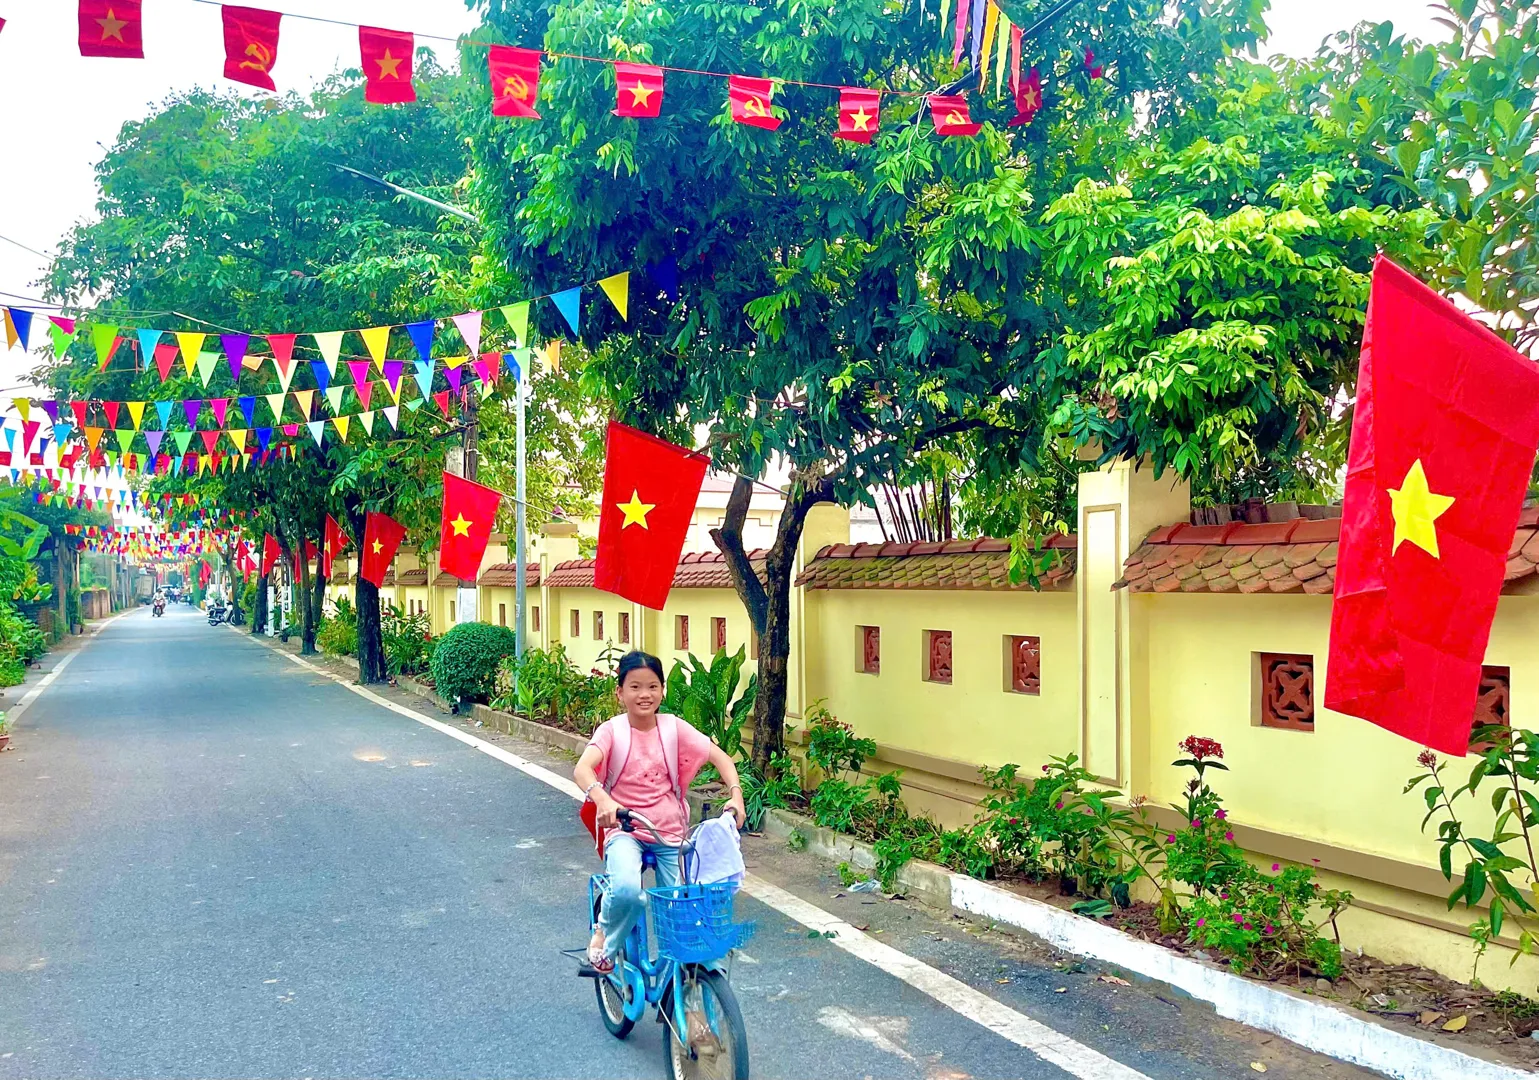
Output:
[0,0,1444,399]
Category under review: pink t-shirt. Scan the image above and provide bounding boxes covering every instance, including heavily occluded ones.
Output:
[589,714,712,844]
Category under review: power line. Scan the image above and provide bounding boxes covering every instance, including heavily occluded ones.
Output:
[0,234,49,259]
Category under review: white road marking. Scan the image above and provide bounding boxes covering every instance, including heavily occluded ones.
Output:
[247,637,1154,1080]
[6,608,133,731]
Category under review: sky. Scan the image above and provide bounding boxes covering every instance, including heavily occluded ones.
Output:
[0,0,1445,396]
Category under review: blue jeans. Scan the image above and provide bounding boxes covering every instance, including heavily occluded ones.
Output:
[597,833,682,959]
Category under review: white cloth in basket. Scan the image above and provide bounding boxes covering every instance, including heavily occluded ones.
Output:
[692,814,745,885]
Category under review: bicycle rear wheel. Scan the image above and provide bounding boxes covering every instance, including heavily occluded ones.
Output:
[592,889,635,1039]
[662,968,749,1080]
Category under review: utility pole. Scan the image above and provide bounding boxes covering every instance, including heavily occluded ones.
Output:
[456,392,480,624]
[514,375,528,660]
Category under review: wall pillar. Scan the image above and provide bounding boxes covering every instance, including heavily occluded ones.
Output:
[791,503,850,721]
[1076,460,1190,790]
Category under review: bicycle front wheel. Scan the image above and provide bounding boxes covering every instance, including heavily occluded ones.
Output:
[663,967,749,1080]
[592,889,634,1039]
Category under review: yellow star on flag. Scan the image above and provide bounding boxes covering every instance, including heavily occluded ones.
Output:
[628,80,655,107]
[97,7,128,40]
[850,107,873,131]
[450,513,473,537]
[371,539,383,555]
[617,490,655,529]
[376,50,403,79]
[1387,458,1455,558]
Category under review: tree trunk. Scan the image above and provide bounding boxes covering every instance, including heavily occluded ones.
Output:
[252,573,269,634]
[349,504,386,683]
[55,545,67,636]
[225,539,242,622]
[711,473,834,773]
[311,562,327,627]
[294,538,317,654]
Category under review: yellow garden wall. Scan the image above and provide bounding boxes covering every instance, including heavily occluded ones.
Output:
[801,587,1077,807]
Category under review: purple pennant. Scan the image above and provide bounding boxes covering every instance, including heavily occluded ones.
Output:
[221,334,250,383]
[144,431,164,456]
[39,401,59,424]
[382,359,403,393]
[445,365,462,394]
[183,400,203,427]
[473,357,494,385]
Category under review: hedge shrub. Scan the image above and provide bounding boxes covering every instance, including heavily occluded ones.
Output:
[430,622,518,705]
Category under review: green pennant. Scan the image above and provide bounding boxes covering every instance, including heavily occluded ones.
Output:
[114,429,136,455]
[196,352,218,387]
[172,430,195,455]
[50,323,76,358]
[324,385,346,414]
[405,397,424,412]
[91,324,119,368]
[501,301,530,348]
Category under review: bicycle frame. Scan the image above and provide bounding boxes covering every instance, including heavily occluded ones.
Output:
[587,811,727,1040]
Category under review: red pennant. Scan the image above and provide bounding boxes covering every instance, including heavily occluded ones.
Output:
[70,402,88,431]
[79,1,143,58]
[433,390,451,416]
[222,5,281,92]
[360,25,414,104]
[489,45,542,118]
[613,62,664,118]
[323,513,351,578]
[262,533,281,576]
[1006,67,1042,128]
[199,430,221,455]
[835,87,880,144]
[267,332,297,365]
[102,401,121,428]
[153,342,179,381]
[360,511,407,588]
[1084,48,1104,79]
[439,472,502,580]
[728,76,781,130]
[928,94,981,137]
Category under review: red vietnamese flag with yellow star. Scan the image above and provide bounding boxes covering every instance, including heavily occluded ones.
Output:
[613,62,663,118]
[360,25,414,104]
[835,87,880,144]
[261,533,281,577]
[323,513,350,579]
[360,511,407,588]
[1326,256,1539,755]
[594,421,710,609]
[79,1,143,58]
[439,472,501,581]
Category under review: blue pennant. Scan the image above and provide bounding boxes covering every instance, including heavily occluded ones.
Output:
[550,287,582,337]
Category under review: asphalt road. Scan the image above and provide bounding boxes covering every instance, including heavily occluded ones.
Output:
[0,607,1374,1079]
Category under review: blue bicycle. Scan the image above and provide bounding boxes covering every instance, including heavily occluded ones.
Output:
[584,808,754,1080]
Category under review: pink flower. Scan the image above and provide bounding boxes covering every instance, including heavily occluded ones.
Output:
[1041,764,1050,772]
[1191,819,1201,828]
[1243,922,1253,930]
[1055,801,1064,809]
[1417,748,1438,769]
[1225,831,1235,841]
[1166,834,1177,843]
[1220,892,1229,900]
[1214,809,1227,821]
[1264,924,1275,935]
[1195,918,1206,928]
[1179,736,1224,761]
[1271,863,1280,872]
[1232,913,1243,923]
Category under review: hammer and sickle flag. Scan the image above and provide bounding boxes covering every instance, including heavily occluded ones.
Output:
[928,93,981,137]
[489,45,543,119]
[729,75,782,131]
[222,5,281,92]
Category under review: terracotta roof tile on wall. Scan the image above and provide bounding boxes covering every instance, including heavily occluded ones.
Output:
[796,536,1076,591]
[331,568,351,585]
[478,563,542,587]
[380,569,395,586]
[397,568,428,586]
[546,550,768,590]
[1120,508,1539,595]
[433,571,476,588]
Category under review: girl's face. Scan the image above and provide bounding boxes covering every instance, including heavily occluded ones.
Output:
[618,667,663,715]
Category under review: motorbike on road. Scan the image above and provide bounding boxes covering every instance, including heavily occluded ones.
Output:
[207,602,227,626]
[152,598,166,618]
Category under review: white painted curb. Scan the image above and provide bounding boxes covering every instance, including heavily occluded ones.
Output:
[6,607,135,731]
[950,875,1534,1080]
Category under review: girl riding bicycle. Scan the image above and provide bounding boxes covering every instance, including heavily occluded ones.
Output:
[575,650,747,974]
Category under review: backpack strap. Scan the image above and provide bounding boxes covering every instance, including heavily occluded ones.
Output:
[602,715,631,790]
[657,713,682,803]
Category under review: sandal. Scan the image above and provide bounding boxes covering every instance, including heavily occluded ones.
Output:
[585,928,614,975]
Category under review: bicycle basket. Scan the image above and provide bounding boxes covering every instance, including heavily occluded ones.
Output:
[648,882,756,964]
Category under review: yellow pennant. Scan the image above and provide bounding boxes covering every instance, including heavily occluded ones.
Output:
[542,339,562,374]
[228,429,248,452]
[979,2,999,92]
[175,332,206,375]
[444,353,470,370]
[126,401,146,430]
[598,272,630,322]
[331,414,351,441]
[12,397,29,423]
[292,388,316,417]
[359,326,391,371]
[2,309,16,350]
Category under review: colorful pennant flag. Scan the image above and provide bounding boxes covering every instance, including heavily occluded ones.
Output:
[597,273,630,322]
[451,312,482,355]
[359,325,391,369]
[551,288,581,337]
